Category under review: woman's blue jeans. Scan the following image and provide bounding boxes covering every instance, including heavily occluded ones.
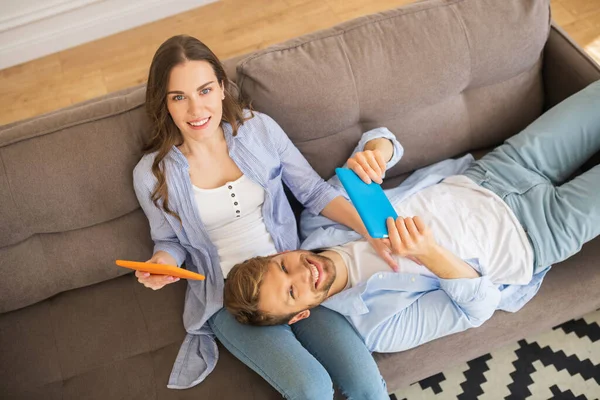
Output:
[209,306,388,400]
[464,81,600,271]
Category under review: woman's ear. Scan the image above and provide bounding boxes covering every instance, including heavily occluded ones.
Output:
[288,310,310,325]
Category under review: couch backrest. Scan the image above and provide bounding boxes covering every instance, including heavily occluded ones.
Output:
[0,0,550,313]
[0,87,152,313]
[237,0,551,179]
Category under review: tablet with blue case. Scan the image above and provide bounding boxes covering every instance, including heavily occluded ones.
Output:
[335,167,398,238]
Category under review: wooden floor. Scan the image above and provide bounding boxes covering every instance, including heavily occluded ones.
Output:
[1,0,599,125]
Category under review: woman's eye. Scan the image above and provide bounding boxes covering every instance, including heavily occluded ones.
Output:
[172,95,184,101]
[281,263,287,273]
[200,88,211,95]
[289,288,295,300]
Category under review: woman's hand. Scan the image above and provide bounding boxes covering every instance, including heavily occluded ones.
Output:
[366,236,399,272]
[135,251,180,290]
[347,149,387,184]
[386,216,438,260]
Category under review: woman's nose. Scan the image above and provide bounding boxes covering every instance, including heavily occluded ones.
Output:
[188,95,203,115]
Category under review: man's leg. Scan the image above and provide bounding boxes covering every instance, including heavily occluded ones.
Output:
[499,80,600,184]
[503,164,600,270]
[292,306,389,400]
[209,308,334,400]
[464,81,600,270]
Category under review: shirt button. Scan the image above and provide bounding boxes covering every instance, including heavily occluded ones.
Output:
[234,202,238,205]
[236,210,240,214]
[231,193,235,197]
[228,185,233,189]
[378,274,383,279]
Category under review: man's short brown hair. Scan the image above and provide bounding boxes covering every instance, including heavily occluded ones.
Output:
[224,255,298,326]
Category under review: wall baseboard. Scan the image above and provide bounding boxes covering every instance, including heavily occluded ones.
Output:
[0,0,218,70]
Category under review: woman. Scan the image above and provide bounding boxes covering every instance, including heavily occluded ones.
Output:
[133,35,395,399]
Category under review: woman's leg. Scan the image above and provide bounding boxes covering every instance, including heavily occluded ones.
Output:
[209,308,334,400]
[292,306,389,400]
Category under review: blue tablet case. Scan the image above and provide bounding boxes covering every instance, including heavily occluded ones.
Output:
[335,168,398,238]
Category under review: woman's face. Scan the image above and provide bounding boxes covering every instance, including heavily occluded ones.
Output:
[166,60,225,142]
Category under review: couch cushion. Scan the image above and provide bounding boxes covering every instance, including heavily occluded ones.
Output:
[2,237,599,398]
[236,0,550,180]
[0,86,150,313]
[0,273,282,399]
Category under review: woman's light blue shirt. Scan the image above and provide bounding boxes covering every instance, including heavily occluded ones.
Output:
[133,111,348,388]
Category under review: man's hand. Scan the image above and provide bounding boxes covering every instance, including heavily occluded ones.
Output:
[386,216,437,260]
[387,216,479,279]
[135,251,180,290]
[366,236,399,271]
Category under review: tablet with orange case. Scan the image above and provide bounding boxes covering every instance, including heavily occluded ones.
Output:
[115,260,205,280]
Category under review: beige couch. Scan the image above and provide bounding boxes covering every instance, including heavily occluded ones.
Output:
[2,0,600,398]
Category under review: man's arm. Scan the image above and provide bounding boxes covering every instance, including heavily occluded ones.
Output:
[360,215,500,353]
[365,276,501,353]
[416,243,480,279]
[386,216,480,279]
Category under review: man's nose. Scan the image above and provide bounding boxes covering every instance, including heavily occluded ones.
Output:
[295,262,312,287]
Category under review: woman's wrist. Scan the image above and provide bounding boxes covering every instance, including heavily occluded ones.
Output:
[364,138,394,162]
[153,250,178,266]
[321,196,369,237]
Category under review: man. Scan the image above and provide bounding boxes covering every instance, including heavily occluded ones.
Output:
[223,81,600,353]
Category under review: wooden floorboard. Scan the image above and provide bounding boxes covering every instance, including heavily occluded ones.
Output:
[0,0,598,125]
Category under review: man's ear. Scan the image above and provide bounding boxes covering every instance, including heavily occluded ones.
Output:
[288,310,310,325]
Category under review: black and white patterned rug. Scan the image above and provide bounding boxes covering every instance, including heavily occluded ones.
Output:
[390,309,600,399]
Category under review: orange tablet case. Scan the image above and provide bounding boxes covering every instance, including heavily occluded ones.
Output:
[115,260,205,280]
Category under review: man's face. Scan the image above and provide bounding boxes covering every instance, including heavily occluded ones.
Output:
[258,250,337,322]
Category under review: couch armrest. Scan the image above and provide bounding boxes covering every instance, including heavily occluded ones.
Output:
[543,22,600,110]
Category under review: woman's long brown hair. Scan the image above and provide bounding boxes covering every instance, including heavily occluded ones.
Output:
[144,35,250,222]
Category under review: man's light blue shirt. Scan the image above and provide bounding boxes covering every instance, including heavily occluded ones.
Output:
[299,134,550,353]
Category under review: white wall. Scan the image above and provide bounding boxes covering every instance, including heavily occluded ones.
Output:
[0,0,218,70]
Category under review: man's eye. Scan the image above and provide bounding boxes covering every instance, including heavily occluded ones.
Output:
[281,263,287,273]
[289,288,295,300]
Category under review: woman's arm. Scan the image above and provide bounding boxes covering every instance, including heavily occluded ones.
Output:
[132,158,187,289]
[263,114,397,216]
[133,158,187,266]
[261,114,398,268]
[364,137,394,161]
[347,137,394,184]
[261,113,340,216]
